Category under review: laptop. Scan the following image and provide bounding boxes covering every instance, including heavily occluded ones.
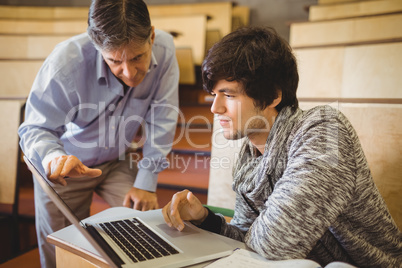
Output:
[24,156,236,268]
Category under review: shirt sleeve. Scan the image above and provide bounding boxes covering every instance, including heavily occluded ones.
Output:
[18,61,77,174]
[242,113,357,260]
[192,207,224,234]
[219,194,258,241]
[199,196,254,242]
[134,43,179,192]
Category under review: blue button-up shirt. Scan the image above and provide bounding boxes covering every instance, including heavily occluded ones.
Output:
[18,29,179,192]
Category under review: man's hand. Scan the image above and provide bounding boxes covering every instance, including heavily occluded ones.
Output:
[162,189,208,231]
[123,187,159,211]
[47,155,102,186]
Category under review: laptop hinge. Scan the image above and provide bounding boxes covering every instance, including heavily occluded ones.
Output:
[85,223,125,267]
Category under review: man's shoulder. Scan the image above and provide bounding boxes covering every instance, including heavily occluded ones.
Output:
[45,33,95,71]
[53,33,92,53]
[37,32,97,88]
[297,105,355,136]
[276,105,343,133]
[302,105,343,122]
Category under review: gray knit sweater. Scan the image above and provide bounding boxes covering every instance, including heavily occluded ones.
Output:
[203,105,402,267]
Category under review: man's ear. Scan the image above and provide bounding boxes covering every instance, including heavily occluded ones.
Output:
[268,90,282,108]
[150,26,155,45]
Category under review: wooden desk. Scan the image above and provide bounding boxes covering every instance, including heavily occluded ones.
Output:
[47,207,245,268]
[0,98,26,205]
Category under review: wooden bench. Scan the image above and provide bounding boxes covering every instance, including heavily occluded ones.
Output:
[0,5,88,20]
[318,0,364,4]
[148,2,233,40]
[0,19,87,35]
[151,14,207,66]
[309,0,402,21]
[0,98,26,256]
[232,5,251,31]
[290,13,402,48]
[148,2,239,54]
[175,48,196,85]
[295,42,402,99]
[0,35,73,59]
[0,99,25,205]
[0,61,43,98]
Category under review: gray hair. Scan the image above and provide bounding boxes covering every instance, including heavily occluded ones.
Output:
[87,0,152,52]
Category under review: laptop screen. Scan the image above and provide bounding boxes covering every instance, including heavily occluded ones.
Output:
[24,155,122,267]
[24,156,83,224]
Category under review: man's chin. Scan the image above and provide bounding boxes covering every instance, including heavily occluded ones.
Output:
[120,77,143,88]
[123,81,139,88]
[221,130,242,140]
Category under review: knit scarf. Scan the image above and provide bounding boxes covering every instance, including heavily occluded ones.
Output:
[232,106,303,210]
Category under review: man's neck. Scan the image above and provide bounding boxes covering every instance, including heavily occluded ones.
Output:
[248,109,278,155]
[249,133,270,155]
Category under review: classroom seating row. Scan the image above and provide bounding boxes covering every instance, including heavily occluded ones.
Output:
[0,2,250,98]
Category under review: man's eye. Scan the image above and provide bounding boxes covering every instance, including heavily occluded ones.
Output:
[225,94,234,98]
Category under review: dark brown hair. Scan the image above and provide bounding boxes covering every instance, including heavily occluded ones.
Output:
[202,26,299,111]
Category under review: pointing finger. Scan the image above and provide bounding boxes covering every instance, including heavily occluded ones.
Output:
[60,156,77,178]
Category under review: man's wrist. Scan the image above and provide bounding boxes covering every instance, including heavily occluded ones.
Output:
[190,207,222,234]
[191,207,208,225]
[133,186,156,194]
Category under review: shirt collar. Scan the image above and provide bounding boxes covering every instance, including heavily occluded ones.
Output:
[149,50,158,72]
[96,51,124,96]
[96,51,109,86]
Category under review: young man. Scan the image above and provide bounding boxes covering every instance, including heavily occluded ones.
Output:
[18,0,179,267]
[162,26,402,267]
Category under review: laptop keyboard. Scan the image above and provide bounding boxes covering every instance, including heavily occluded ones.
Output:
[100,218,179,263]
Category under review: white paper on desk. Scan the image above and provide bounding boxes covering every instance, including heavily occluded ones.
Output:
[204,248,321,268]
[204,249,357,268]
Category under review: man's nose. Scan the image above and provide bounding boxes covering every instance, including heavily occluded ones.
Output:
[122,62,137,79]
[210,95,225,114]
